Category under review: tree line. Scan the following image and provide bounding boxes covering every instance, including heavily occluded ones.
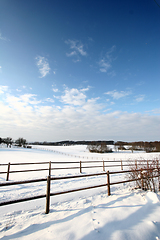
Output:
[0,137,27,148]
[115,141,160,152]
[0,137,160,152]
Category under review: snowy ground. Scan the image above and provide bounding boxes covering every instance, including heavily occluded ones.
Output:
[0,145,160,240]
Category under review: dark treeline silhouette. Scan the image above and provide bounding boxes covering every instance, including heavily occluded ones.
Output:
[1,137,160,152]
[31,140,115,146]
[115,141,160,152]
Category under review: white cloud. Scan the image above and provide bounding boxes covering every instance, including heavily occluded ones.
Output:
[45,98,54,103]
[61,88,87,106]
[80,87,90,92]
[99,45,116,73]
[35,56,50,78]
[0,86,160,142]
[66,51,77,57]
[0,85,8,94]
[65,40,87,61]
[105,90,131,99]
[20,94,42,105]
[52,88,58,93]
[135,95,145,102]
[99,59,111,72]
[5,93,41,113]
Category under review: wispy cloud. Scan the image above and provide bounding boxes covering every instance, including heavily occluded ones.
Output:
[52,84,58,93]
[52,88,58,93]
[105,90,131,99]
[135,95,145,102]
[0,85,8,94]
[45,98,55,103]
[65,40,87,62]
[107,70,116,77]
[16,89,22,92]
[0,32,10,41]
[35,56,50,78]
[99,45,116,73]
[99,59,111,72]
[147,108,160,114]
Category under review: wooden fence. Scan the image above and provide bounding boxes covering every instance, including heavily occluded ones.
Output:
[0,168,160,214]
[0,159,157,181]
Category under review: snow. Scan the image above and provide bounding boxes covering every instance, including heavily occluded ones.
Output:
[0,145,160,240]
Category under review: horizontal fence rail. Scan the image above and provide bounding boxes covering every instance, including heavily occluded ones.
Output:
[0,159,159,181]
[0,168,160,214]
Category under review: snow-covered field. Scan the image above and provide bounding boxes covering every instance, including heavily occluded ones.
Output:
[0,145,160,240]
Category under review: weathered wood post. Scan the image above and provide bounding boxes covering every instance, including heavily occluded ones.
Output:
[121,160,123,170]
[140,170,144,190]
[80,161,82,173]
[6,162,10,181]
[49,161,51,177]
[147,160,149,169]
[107,171,111,196]
[45,176,51,214]
[135,160,137,169]
[103,160,105,171]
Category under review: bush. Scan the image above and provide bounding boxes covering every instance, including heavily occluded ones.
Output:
[127,159,160,192]
[87,143,113,153]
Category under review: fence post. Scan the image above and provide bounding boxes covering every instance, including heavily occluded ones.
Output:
[49,161,51,177]
[45,176,51,214]
[6,162,10,181]
[121,160,123,170]
[80,161,82,173]
[158,167,160,191]
[147,160,149,169]
[140,170,144,190]
[107,171,111,196]
[135,160,137,169]
[103,160,105,171]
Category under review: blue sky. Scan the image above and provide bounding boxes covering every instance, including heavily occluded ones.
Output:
[0,0,160,142]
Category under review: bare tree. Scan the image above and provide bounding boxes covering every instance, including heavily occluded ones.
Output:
[15,138,27,147]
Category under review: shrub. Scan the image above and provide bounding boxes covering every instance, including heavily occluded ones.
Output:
[127,159,160,192]
[87,143,113,153]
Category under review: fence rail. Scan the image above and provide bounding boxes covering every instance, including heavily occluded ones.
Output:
[0,168,160,214]
[0,159,159,181]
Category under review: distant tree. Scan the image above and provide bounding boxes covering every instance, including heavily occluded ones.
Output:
[15,138,27,147]
[87,143,112,153]
[115,141,126,151]
[3,137,12,147]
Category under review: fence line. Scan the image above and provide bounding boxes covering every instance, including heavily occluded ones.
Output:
[0,168,159,214]
[31,146,160,161]
[0,159,159,181]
